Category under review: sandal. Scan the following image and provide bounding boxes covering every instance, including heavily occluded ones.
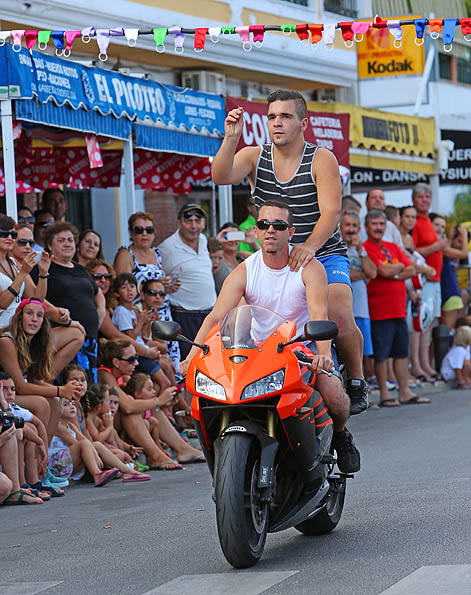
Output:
[3,490,43,505]
[378,399,400,407]
[30,481,64,498]
[122,471,151,482]
[93,468,119,487]
[20,484,50,502]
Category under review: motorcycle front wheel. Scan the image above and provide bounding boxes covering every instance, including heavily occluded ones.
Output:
[295,475,346,536]
[215,433,268,568]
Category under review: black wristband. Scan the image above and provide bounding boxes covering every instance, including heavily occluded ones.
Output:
[7,286,19,298]
[38,274,49,279]
[57,385,61,398]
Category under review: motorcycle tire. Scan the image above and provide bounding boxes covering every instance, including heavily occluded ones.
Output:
[215,433,268,568]
[295,475,346,536]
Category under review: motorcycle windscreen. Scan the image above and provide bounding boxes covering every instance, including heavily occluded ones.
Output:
[219,305,288,348]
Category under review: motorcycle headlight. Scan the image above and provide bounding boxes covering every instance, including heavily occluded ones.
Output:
[195,371,226,400]
[241,369,285,400]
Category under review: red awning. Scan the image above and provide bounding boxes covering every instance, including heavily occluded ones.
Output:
[225,97,350,169]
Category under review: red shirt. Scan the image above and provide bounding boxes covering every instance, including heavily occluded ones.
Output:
[363,239,412,320]
[412,215,442,281]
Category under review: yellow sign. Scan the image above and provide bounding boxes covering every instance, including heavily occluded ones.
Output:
[357,17,425,79]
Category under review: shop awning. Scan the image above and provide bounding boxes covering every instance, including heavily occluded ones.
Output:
[307,101,436,174]
[0,44,225,153]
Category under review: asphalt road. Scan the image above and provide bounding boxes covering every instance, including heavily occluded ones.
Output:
[1,387,470,595]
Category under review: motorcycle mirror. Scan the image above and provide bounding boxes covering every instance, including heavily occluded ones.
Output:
[151,321,181,341]
[304,320,338,341]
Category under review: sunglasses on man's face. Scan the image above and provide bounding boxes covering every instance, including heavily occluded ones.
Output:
[145,289,166,297]
[183,211,204,220]
[256,219,290,231]
[134,226,154,235]
[117,355,138,364]
[92,273,112,280]
[0,229,18,239]
[17,238,34,247]
[18,216,35,224]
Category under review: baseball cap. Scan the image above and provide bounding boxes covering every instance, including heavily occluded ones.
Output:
[178,202,206,219]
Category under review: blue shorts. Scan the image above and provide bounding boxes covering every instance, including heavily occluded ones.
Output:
[317,254,352,288]
[371,318,409,361]
[355,316,373,357]
[137,356,160,377]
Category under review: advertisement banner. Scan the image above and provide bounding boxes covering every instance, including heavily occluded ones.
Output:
[440,130,471,185]
[356,17,424,80]
[0,45,225,134]
[225,97,350,168]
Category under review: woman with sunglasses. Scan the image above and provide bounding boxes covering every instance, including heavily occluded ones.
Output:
[86,258,162,363]
[0,298,83,442]
[75,229,104,268]
[0,214,52,329]
[114,211,181,372]
[11,225,35,265]
[17,206,35,233]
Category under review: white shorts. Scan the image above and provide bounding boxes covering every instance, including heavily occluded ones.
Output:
[421,281,442,319]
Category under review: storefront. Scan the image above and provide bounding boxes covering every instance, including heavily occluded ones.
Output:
[0,44,224,248]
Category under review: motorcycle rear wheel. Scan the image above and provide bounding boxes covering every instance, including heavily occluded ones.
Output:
[215,433,268,568]
[295,475,346,536]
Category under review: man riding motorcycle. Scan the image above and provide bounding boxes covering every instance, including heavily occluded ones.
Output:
[181,200,360,474]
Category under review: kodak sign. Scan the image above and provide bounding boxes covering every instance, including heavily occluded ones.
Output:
[357,17,424,80]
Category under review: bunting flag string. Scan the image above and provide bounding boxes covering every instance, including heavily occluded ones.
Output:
[0,16,469,60]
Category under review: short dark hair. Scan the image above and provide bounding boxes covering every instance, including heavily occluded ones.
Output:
[257,200,294,226]
[207,237,224,253]
[267,89,307,121]
[42,187,64,205]
[399,205,416,217]
[113,273,137,293]
[218,221,239,234]
[365,209,387,226]
[141,278,165,293]
[385,205,399,222]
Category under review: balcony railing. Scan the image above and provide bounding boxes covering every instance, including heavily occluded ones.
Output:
[282,0,308,5]
[324,0,358,18]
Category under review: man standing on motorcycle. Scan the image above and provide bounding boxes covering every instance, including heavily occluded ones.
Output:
[181,201,360,474]
[211,89,367,416]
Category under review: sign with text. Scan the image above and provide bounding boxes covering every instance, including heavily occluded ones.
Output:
[226,97,350,168]
[357,17,424,79]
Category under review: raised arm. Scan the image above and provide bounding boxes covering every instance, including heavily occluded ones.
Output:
[211,107,260,185]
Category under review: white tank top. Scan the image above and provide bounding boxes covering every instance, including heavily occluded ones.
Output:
[244,249,309,337]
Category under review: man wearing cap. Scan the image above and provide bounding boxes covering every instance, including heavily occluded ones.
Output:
[158,202,217,359]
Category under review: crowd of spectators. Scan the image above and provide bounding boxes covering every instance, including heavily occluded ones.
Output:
[340,183,471,407]
[1,181,470,505]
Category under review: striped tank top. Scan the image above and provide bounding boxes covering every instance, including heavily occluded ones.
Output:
[252,142,347,257]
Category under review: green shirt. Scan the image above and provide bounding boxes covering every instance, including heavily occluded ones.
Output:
[238,215,258,253]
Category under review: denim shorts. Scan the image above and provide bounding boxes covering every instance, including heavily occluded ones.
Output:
[317,254,352,288]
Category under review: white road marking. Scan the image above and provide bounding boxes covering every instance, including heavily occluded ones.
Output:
[0,582,63,595]
[142,571,299,595]
[380,565,471,594]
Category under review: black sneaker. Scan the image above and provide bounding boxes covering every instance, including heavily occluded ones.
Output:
[331,428,361,473]
[346,378,368,415]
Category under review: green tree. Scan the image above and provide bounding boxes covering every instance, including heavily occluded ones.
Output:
[452,189,471,223]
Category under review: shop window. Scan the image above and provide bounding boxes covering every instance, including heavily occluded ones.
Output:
[457,57,471,85]
[439,53,452,80]
[324,0,358,17]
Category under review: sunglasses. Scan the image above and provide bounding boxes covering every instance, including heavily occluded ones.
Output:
[17,238,35,247]
[134,226,154,235]
[145,289,166,297]
[18,216,35,224]
[117,355,138,364]
[92,273,112,280]
[183,211,204,220]
[0,229,18,239]
[256,219,290,231]
[381,247,393,263]
[37,221,54,228]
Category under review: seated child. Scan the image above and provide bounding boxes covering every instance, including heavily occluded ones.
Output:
[49,391,150,486]
[440,325,471,387]
[59,364,89,434]
[111,273,174,396]
[0,372,60,499]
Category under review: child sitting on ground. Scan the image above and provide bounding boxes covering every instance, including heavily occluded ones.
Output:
[49,389,151,486]
[59,364,89,433]
[440,325,471,388]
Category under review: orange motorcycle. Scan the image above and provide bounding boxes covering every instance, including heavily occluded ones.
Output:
[153,305,352,568]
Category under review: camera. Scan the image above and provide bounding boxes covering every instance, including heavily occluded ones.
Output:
[0,410,25,434]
